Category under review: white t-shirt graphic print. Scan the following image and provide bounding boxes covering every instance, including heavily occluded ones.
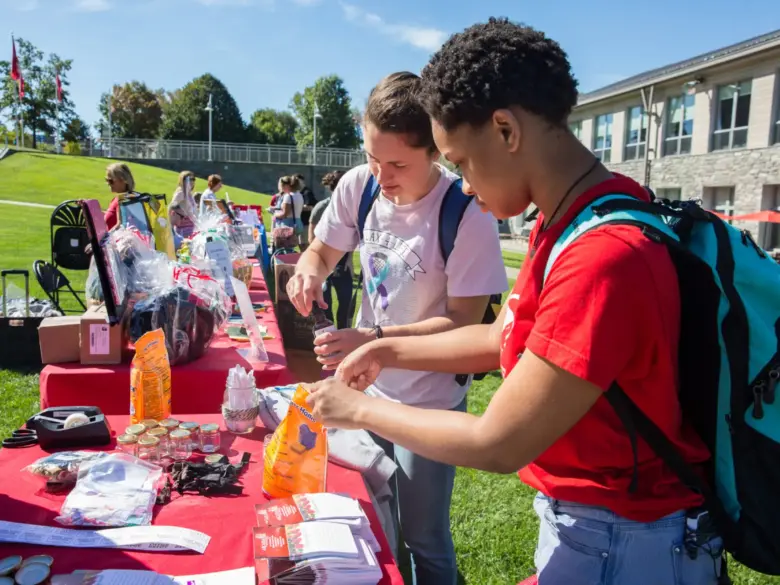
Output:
[315,164,508,409]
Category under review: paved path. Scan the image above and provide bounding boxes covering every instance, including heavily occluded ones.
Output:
[506,266,520,279]
[0,199,55,209]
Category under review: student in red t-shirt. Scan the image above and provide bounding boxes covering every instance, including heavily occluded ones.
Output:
[306,18,724,585]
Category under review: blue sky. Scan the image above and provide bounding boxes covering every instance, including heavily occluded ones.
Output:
[2,0,777,131]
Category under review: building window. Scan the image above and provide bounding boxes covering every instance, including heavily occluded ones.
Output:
[569,121,582,140]
[656,188,682,201]
[712,81,751,151]
[593,114,613,162]
[663,94,695,156]
[703,187,735,223]
[624,106,647,160]
[760,185,780,250]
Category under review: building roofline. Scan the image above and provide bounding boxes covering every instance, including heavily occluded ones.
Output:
[576,28,780,108]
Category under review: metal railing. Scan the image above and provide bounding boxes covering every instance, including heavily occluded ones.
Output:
[77,138,365,168]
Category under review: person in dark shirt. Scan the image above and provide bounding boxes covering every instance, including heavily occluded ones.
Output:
[295,173,319,250]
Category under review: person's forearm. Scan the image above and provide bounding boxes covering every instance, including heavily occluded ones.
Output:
[296,247,331,281]
[355,397,516,472]
[373,324,499,374]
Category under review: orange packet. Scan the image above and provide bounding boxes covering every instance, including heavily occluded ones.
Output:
[130,328,172,425]
[263,385,327,499]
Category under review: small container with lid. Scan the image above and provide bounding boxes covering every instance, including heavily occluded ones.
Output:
[159,418,180,433]
[198,423,221,454]
[0,556,22,577]
[169,429,193,461]
[140,419,159,432]
[178,422,200,449]
[125,423,146,438]
[136,436,161,463]
[13,562,50,585]
[116,433,139,456]
[20,556,53,569]
[145,427,169,453]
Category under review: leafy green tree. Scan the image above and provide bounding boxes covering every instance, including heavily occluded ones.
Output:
[248,108,298,145]
[97,81,164,139]
[62,115,90,143]
[0,38,75,149]
[290,75,360,149]
[159,74,245,142]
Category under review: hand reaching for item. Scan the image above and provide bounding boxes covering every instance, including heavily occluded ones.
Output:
[336,341,384,391]
[305,377,370,430]
[286,271,326,317]
[314,328,375,369]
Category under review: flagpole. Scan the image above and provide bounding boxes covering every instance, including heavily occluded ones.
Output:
[56,100,61,154]
[11,32,23,149]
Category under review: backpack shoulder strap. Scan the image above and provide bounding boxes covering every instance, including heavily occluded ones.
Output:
[543,194,679,284]
[438,179,472,264]
[357,174,381,241]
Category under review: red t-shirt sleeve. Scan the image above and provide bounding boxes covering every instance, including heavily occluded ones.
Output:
[104,197,119,230]
[526,227,662,390]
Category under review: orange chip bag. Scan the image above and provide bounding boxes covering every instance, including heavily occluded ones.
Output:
[130,328,172,425]
[263,385,327,499]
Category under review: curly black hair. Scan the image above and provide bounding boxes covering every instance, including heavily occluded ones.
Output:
[420,18,578,130]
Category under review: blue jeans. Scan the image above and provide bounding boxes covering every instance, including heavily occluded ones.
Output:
[371,398,465,585]
[534,493,723,585]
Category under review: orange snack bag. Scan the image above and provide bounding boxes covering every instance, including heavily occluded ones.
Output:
[263,385,327,499]
[130,328,172,425]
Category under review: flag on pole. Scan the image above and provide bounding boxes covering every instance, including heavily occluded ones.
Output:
[56,71,63,102]
[10,36,24,99]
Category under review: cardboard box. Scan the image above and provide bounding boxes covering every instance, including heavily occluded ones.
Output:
[273,253,316,350]
[80,305,123,365]
[38,316,82,364]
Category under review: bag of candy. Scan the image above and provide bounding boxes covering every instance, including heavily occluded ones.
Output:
[262,385,327,499]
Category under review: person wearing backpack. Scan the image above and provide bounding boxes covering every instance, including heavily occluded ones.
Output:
[286,71,508,585]
[302,20,744,585]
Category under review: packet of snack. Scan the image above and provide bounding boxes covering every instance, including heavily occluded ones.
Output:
[130,328,172,425]
[263,385,327,499]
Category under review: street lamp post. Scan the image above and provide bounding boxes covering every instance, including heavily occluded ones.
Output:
[313,103,323,166]
[205,93,214,162]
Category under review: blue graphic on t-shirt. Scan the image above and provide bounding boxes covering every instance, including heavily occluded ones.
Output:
[367,252,390,310]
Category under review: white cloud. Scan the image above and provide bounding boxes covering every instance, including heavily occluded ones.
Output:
[339,2,446,52]
[5,0,38,11]
[73,0,111,11]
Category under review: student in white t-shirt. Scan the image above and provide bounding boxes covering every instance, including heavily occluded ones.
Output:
[198,174,223,215]
[286,72,507,585]
[274,175,304,235]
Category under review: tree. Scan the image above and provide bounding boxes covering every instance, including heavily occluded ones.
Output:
[97,81,164,139]
[290,75,360,150]
[62,115,90,143]
[248,108,298,145]
[0,38,75,149]
[159,74,245,142]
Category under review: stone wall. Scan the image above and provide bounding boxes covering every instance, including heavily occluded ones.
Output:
[608,144,780,237]
[129,158,349,201]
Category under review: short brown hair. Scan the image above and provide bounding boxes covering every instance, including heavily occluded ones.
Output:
[364,72,435,151]
[207,174,222,189]
[321,170,345,191]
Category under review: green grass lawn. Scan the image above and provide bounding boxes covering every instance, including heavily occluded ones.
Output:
[0,152,777,584]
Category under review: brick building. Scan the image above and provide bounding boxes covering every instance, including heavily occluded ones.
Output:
[510,29,780,249]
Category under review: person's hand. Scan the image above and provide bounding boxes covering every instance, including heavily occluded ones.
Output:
[314,328,375,369]
[286,272,326,316]
[336,341,384,391]
[305,377,371,430]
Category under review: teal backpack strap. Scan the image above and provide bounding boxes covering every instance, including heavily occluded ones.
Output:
[543,194,680,284]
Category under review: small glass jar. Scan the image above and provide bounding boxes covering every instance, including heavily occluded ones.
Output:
[145,427,169,454]
[136,436,161,463]
[116,433,138,456]
[140,419,159,432]
[169,429,192,461]
[179,422,200,449]
[198,423,221,454]
[125,423,146,438]
[159,418,180,433]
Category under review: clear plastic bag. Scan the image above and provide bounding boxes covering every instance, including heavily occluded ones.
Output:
[24,451,109,485]
[56,452,162,527]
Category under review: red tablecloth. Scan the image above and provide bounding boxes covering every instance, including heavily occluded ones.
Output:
[40,266,293,415]
[0,415,404,584]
